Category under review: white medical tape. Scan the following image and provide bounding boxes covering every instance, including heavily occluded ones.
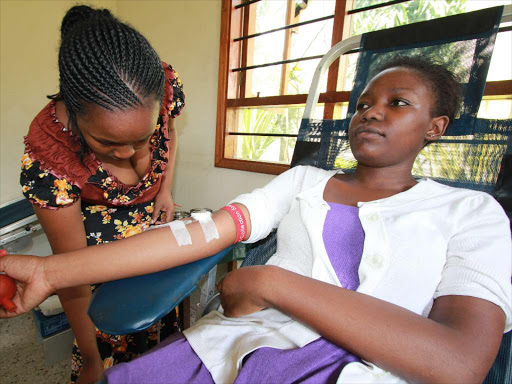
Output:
[169,220,192,246]
[190,211,219,243]
[146,220,192,246]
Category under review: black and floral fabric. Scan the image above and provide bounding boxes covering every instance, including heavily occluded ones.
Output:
[20,118,171,209]
[69,201,182,383]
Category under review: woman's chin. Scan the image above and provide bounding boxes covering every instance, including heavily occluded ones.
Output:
[352,149,388,168]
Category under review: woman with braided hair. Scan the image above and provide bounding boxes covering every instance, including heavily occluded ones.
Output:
[19,5,185,383]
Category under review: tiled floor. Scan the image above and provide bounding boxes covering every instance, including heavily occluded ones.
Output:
[0,313,69,384]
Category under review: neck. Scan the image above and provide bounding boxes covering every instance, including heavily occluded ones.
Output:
[351,163,417,191]
[54,100,70,128]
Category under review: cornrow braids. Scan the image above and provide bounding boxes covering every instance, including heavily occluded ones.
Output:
[49,5,165,156]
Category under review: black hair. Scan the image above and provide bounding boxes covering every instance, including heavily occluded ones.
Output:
[373,56,462,127]
[50,5,165,155]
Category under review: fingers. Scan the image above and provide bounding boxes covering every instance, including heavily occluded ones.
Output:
[0,308,18,318]
[152,206,175,224]
[152,193,178,224]
[166,206,175,223]
[151,203,161,224]
[0,254,9,274]
[152,208,169,224]
[0,297,25,318]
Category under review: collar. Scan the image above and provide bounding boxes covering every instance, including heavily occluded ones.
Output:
[296,169,440,209]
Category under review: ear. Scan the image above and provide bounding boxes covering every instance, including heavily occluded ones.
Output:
[425,116,450,143]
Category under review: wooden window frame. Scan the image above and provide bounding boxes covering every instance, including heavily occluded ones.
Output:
[215,0,512,176]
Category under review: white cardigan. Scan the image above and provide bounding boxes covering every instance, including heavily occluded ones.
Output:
[184,166,512,384]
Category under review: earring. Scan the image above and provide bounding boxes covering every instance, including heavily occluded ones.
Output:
[428,133,436,138]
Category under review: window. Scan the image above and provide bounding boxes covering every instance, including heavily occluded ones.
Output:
[215,0,512,175]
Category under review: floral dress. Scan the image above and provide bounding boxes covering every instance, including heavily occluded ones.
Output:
[20,63,185,383]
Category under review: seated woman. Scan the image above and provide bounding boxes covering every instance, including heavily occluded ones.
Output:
[1,57,510,384]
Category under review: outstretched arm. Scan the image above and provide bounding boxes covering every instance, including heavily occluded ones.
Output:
[0,204,251,317]
[1,165,312,318]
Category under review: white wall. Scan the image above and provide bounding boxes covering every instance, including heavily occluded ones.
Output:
[0,0,275,212]
[0,0,118,205]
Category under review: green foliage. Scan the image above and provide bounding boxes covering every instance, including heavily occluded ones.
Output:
[239,108,276,161]
[239,64,303,162]
[238,106,299,163]
[353,0,466,33]
[346,0,469,88]
[412,136,505,187]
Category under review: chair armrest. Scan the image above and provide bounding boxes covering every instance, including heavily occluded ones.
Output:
[87,246,233,335]
[483,330,512,384]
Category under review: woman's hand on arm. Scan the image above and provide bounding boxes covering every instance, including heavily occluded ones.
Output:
[217,266,272,317]
[151,188,175,224]
[219,265,505,384]
[152,119,178,224]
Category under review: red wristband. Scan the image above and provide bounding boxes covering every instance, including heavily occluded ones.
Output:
[220,204,247,244]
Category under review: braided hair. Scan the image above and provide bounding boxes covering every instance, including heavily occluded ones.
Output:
[50,5,165,155]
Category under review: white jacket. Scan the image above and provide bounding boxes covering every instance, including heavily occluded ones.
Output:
[184,166,512,384]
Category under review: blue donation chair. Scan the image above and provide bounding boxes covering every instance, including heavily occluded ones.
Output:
[88,5,512,382]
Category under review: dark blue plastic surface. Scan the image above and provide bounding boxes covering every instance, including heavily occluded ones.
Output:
[0,199,34,228]
[32,309,70,338]
[88,247,232,335]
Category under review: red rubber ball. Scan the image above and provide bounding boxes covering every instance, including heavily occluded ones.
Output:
[0,274,17,312]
